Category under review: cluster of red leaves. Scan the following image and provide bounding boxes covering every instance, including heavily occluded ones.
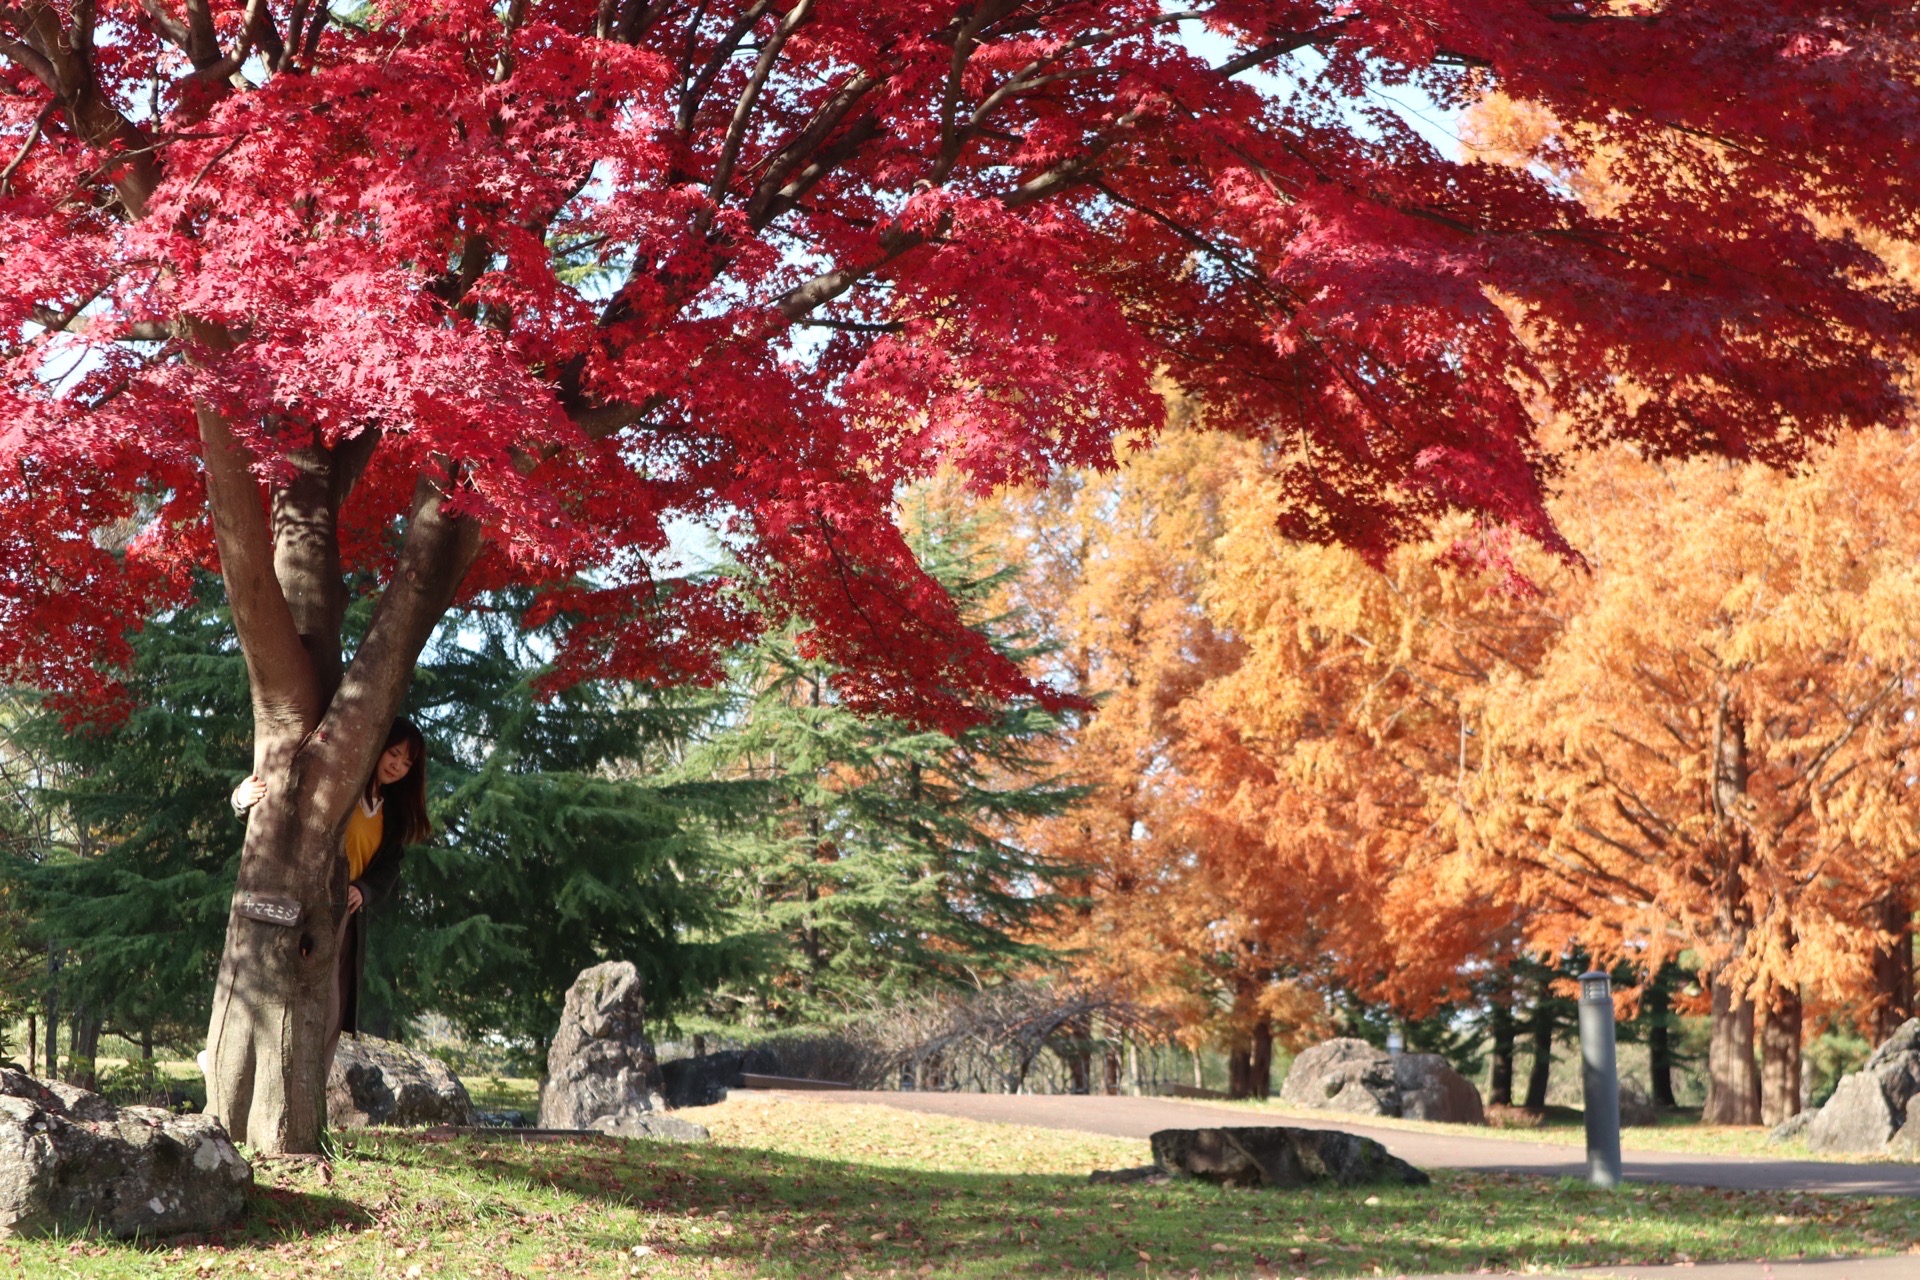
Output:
[1,0,1914,723]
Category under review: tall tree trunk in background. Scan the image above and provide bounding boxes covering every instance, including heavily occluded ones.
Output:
[1226,1037,1251,1099]
[1644,969,1676,1108]
[41,951,58,1083]
[67,1009,101,1089]
[24,1014,34,1076]
[1524,968,1555,1110]
[1488,995,1515,1107]
[1871,888,1915,1043]
[1249,1020,1274,1101]
[1703,694,1762,1125]
[1704,976,1762,1124]
[1760,982,1803,1126]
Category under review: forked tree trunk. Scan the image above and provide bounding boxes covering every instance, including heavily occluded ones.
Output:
[1703,977,1761,1125]
[1759,982,1802,1127]
[194,404,482,1153]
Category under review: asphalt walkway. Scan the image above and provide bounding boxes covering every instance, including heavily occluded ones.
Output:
[791,1089,1920,1197]
[761,1090,1920,1280]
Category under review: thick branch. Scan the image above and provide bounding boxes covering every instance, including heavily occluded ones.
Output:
[313,475,483,822]
[195,399,321,737]
[701,0,812,226]
[270,442,348,700]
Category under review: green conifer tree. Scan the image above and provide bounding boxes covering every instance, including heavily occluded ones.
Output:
[679,503,1084,1025]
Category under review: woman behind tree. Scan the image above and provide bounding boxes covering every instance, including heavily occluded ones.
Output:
[227,718,431,1062]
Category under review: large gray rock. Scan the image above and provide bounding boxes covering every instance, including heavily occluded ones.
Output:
[1394,1053,1485,1125]
[1279,1039,1399,1115]
[1150,1126,1429,1189]
[328,1035,475,1129]
[0,1069,250,1239]
[1280,1039,1484,1124]
[1807,1020,1920,1155]
[540,962,709,1142]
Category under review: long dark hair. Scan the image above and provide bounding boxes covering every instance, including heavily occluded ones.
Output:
[367,718,431,845]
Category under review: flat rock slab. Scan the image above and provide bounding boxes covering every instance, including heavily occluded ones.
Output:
[0,1069,250,1239]
[1150,1126,1429,1189]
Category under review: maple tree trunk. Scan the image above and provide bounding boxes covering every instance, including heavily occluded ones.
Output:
[1759,982,1803,1127]
[1703,977,1761,1125]
[1524,997,1553,1110]
[205,742,357,1153]
[192,413,481,1154]
[1488,996,1515,1108]
[1871,889,1915,1044]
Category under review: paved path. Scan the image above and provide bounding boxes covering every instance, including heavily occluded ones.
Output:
[786,1090,1920,1197]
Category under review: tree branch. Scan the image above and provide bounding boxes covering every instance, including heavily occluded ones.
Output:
[314,474,484,822]
[195,395,321,736]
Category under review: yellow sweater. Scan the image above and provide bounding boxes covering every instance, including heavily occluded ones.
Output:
[344,797,385,881]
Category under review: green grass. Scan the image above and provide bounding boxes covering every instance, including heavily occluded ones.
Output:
[6,1094,1919,1278]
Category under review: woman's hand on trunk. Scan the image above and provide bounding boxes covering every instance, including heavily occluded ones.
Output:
[231,774,266,814]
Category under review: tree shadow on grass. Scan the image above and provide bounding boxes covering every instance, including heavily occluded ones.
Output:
[13,1132,1908,1278]
[314,1133,1907,1278]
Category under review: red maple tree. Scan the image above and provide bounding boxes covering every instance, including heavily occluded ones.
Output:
[3,0,1913,1149]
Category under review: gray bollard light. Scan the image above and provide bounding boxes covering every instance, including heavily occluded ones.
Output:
[1578,969,1623,1189]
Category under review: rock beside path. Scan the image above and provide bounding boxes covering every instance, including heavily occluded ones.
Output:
[1279,1039,1484,1125]
[328,1035,475,1129]
[1149,1126,1430,1189]
[1806,1019,1920,1155]
[0,1069,250,1239]
[1393,1053,1486,1125]
[660,1048,783,1109]
[540,961,708,1141]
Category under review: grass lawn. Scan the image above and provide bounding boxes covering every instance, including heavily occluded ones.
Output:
[6,1094,1918,1278]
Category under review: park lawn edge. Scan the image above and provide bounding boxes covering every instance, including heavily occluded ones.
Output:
[0,1094,1915,1278]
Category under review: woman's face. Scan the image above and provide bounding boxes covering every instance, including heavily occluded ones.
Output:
[375,741,415,786]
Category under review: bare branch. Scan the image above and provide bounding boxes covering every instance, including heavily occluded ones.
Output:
[701,0,811,228]
[0,96,52,193]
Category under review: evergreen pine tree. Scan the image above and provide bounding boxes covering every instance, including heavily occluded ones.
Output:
[369,591,759,1054]
[679,502,1084,1025]
[5,579,248,1058]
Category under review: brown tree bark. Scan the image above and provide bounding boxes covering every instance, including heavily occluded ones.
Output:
[1871,888,1915,1044]
[1249,1020,1273,1101]
[1524,990,1554,1110]
[1643,969,1677,1108]
[1226,1031,1252,1099]
[198,407,483,1153]
[1488,993,1515,1107]
[1760,982,1803,1127]
[1703,976,1762,1125]
[66,1009,100,1089]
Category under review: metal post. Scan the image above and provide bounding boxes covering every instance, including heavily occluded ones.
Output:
[1578,970,1623,1189]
